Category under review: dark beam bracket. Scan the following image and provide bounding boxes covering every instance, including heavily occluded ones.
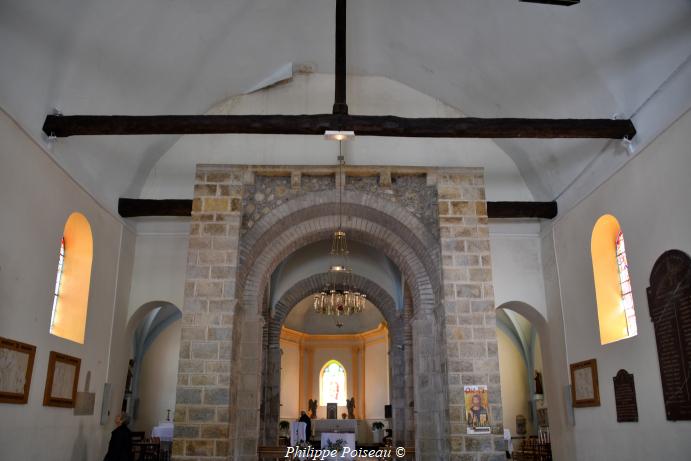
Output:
[118,198,558,219]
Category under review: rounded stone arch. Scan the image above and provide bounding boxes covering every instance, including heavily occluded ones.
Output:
[270,272,404,343]
[231,188,447,457]
[262,272,408,444]
[238,189,441,319]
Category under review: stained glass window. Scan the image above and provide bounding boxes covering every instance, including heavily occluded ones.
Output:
[320,360,347,406]
[50,237,66,331]
[615,231,637,337]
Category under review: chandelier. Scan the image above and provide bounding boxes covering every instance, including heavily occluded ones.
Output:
[313,143,366,317]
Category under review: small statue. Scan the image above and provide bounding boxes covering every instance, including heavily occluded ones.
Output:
[535,370,544,395]
[308,398,318,418]
[346,397,355,419]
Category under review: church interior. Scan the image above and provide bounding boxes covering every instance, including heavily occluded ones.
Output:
[1,1,690,460]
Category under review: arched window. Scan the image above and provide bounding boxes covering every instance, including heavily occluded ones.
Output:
[319,360,347,406]
[591,214,637,344]
[49,212,93,344]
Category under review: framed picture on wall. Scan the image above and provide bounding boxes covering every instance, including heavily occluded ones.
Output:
[0,337,37,404]
[43,351,81,408]
[570,358,600,407]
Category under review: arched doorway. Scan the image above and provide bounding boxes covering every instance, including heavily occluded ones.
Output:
[124,301,182,431]
[496,301,552,451]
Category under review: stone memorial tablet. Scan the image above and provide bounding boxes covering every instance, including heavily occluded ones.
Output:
[647,250,691,421]
[613,369,638,422]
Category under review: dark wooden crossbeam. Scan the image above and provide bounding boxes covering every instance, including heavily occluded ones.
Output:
[332,0,348,115]
[519,0,579,6]
[118,198,558,219]
[43,114,635,139]
[487,200,557,219]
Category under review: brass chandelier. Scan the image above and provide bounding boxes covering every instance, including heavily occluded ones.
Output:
[313,143,366,317]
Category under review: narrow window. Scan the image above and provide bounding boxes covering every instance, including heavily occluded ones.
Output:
[616,231,637,336]
[319,360,347,406]
[49,237,66,331]
[591,214,637,344]
[49,212,93,344]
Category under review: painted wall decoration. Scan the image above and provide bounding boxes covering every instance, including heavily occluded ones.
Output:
[0,337,36,404]
[465,385,491,434]
[570,359,600,407]
[43,351,80,408]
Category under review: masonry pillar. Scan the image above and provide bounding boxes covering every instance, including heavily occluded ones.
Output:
[437,169,504,461]
[173,166,244,461]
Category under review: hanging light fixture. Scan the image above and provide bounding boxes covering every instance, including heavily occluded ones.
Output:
[313,141,366,317]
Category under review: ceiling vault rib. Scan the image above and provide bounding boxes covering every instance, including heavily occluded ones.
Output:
[42,114,635,139]
[117,198,558,220]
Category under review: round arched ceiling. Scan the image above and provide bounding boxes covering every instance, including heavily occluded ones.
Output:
[284,295,385,335]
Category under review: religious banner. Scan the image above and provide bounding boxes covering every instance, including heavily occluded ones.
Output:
[647,249,691,421]
[464,385,491,434]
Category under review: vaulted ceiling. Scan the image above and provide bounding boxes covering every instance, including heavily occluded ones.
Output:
[2,0,690,216]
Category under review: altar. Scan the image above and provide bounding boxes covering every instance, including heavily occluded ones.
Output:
[312,419,370,444]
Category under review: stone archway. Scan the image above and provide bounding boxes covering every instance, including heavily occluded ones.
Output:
[262,272,408,446]
[231,187,447,460]
[173,165,503,461]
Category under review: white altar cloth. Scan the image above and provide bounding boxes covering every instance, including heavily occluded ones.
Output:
[290,421,307,445]
[320,432,356,451]
[151,421,174,441]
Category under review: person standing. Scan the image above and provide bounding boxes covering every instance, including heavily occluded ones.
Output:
[103,412,133,461]
[298,411,312,444]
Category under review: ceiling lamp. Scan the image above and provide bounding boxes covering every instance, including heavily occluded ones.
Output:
[324,130,355,141]
[313,142,366,317]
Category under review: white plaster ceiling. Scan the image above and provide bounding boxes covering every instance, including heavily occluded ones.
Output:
[2,0,690,216]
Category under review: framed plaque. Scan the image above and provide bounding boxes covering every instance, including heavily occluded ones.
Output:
[613,369,638,422]
[0,337,37,404]
[570,359,600,407]
[43,351,80,408]
[326,402,337,419]
[647,250,691,420]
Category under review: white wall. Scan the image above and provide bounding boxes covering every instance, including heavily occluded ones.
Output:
[133,319,181,433]
[491,222,547,319]
[128,234,188,320]
[364,340,389,420]
[497,329,532,436]
[547,108,691,461]
[0,110,135,460]
[280,340,300,419]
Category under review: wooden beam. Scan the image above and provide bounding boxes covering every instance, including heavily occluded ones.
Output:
[118,199,193,218]
[487,201,557,219]
[332,0,348,115]
[118,198,558,219]
[43,114,636,139]
[519,0,579,6]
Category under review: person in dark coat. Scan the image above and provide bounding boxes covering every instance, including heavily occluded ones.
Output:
[298,411,312,444]
[104,412,133,461]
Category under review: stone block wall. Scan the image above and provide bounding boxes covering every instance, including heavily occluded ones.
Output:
[172,165,504,460]
[436,170,505,460]
[173,166,244,461]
